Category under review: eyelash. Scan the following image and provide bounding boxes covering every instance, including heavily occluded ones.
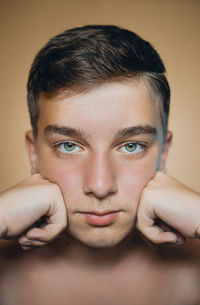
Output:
[54,140,148,155]
[119,141,147,155]
[54,141,82,154]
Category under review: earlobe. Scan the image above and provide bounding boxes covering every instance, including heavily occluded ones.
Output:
[160,131,173,172]
[25,130,38,174]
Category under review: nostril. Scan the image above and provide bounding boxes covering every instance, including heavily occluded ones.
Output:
[86,189,117,200]
[83,174,117,199]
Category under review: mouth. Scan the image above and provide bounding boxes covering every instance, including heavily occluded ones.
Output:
[79,210,120,226]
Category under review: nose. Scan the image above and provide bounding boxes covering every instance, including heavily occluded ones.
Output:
[83,151,117,199]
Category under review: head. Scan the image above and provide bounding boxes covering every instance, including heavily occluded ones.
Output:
[26,25,172,248]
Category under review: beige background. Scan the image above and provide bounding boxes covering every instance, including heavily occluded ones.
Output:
[0,0,199,192]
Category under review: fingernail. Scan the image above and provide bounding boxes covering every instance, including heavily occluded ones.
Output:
[22,246,32,251]
[176,237,184,245]
[24,241,32,246]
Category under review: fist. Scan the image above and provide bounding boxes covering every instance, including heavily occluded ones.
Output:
[0,174,67,250]
[136,172,200,245]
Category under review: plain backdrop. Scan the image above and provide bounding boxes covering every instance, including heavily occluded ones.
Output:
[0,0,199,192]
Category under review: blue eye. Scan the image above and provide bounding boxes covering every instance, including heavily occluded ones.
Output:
[57,142,81,153]
[120,143,144,154]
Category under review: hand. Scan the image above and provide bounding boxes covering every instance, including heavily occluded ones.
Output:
[0,174,67,250]
[136,171,200,245]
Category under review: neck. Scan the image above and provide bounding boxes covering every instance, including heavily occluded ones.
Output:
[51,230,149,269]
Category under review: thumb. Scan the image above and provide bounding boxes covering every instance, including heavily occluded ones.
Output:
[26,222,66,242]
[18,218,67,249]
[27,205,68,242]
[19,197,68,247]
[138,224,180,244]
[136,207,184,245]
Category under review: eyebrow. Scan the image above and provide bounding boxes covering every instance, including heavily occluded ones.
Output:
[44,124,157,142]
[114,125,157,140]
[44,124,90,142]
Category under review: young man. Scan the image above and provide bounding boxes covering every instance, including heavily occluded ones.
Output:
[0,25,200,305]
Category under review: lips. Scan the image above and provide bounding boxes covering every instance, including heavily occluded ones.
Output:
[80,211,119,226]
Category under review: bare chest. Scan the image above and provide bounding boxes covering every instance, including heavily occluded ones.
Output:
[0,257,199,305]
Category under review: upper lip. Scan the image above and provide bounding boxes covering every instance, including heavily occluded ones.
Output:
[80,210,119,216]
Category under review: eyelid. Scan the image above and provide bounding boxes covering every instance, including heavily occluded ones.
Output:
[118,141,148,154]
[53,140,84,153]
[53,140,149,154]
[53,139,83,147]
[117,140,148,148]
[53,137,91,150]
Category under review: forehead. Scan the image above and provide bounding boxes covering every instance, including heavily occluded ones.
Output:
[38,80,162,138]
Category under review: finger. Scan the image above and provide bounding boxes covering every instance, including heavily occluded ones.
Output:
[24,196,68,242]
[138,224,181,244]
[20,244,42,251]
[25,223,66,242]
[21,245,33,251]
[174,233,185,245]
[18,233,45,249]
[18,235,46,247]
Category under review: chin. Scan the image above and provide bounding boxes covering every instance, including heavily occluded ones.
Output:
[80,237,123,249]
[69,226,133,249]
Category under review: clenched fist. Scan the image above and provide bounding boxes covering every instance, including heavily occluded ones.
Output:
[0,174,67,250]
[136,172,200,245]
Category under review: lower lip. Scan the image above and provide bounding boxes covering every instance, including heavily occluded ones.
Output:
[83,212,119,226]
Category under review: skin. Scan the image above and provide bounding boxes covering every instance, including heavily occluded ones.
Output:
[0,174,67,244]
[26,79,172,249]
[137,171,200,243]
[0,79,200,304]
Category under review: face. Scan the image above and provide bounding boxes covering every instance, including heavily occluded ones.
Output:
[26,80,171,248]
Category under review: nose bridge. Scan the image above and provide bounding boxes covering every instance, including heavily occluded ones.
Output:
[83,149,117,198]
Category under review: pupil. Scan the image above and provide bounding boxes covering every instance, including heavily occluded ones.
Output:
[126,143,136,151]
[64,143,75,151]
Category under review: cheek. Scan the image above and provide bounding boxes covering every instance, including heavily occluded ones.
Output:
[38,158,83,199]
[119,157,158,205]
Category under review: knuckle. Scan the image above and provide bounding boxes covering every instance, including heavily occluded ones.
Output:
[49,183,62,197]
[156,171,164,177]
[146,179,157,190]
[44,184,60,201]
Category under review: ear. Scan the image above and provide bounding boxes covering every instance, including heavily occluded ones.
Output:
[25,130,38,174]
[159,130,173,172]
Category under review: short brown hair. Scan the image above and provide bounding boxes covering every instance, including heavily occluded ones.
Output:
[27,25,170,137]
